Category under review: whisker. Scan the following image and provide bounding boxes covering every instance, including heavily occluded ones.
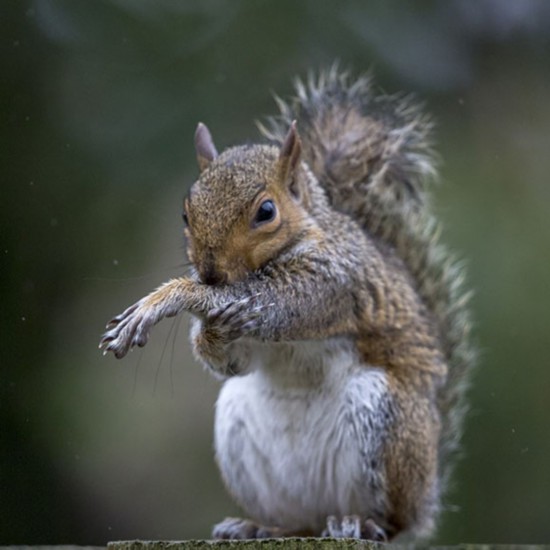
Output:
[153,317,178,397]
[85,262,194,283]
[132,348,143,399]
[169,315,184,399]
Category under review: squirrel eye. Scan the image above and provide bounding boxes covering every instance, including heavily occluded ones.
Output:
[254,200,276,225]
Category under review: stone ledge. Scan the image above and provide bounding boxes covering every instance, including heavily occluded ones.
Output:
[3,543,549,550]
[107,541,550,550]
[109,541,381,550]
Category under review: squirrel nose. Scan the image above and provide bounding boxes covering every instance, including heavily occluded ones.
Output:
[201,267,227,286]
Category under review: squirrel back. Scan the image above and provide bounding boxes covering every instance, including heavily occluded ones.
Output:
[260,67,476,494]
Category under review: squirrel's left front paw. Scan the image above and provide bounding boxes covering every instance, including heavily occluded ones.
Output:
[193,296,273,377]
[205,295,272,343]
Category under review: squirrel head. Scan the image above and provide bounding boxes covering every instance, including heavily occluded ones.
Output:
[184,122,312,285]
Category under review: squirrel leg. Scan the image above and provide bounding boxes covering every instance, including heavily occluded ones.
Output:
[321,515,388,541]
[212,517,297,539]
[99,277,268,359]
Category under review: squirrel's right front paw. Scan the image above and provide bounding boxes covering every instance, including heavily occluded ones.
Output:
[99,297,176,358]
[99,300,148,358]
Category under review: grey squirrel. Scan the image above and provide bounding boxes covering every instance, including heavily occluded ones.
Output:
[100,68,475,541]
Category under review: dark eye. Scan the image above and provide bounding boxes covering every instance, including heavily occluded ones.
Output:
[254,200,276,225]
[182,211,189,226]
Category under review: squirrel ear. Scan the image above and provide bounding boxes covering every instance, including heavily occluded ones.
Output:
[195,122,218,172]
[279,121,304,199]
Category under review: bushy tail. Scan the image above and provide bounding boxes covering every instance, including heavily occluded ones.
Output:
[260,67,477,494]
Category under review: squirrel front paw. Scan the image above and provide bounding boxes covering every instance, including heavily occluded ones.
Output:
[99,296,179,358]
[99,299,153,358]
[192,295,273,377]
[204,294,271,343]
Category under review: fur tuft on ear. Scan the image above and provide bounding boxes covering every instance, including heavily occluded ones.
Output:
[279,121,304,199]
[279,120,301,171]
[195,122,218,172]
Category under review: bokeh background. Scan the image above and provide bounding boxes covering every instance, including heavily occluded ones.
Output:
[2,0,550,545]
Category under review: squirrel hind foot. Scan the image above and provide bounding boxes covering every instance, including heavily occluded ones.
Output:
[212,517,284,539]
[212,517,317,539]
[321,515,388,541]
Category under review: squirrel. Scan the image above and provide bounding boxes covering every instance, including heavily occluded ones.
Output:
[99,68,475,542]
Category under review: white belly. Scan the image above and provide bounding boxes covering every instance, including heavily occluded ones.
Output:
[213,339,390,533]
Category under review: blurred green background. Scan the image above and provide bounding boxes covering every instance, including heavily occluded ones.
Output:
[2,0,550,545]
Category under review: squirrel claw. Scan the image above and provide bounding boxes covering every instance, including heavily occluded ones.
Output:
[363,518,388,542]
[99,334,114,349]
[106,302,141,329]
[207,295,258,323]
